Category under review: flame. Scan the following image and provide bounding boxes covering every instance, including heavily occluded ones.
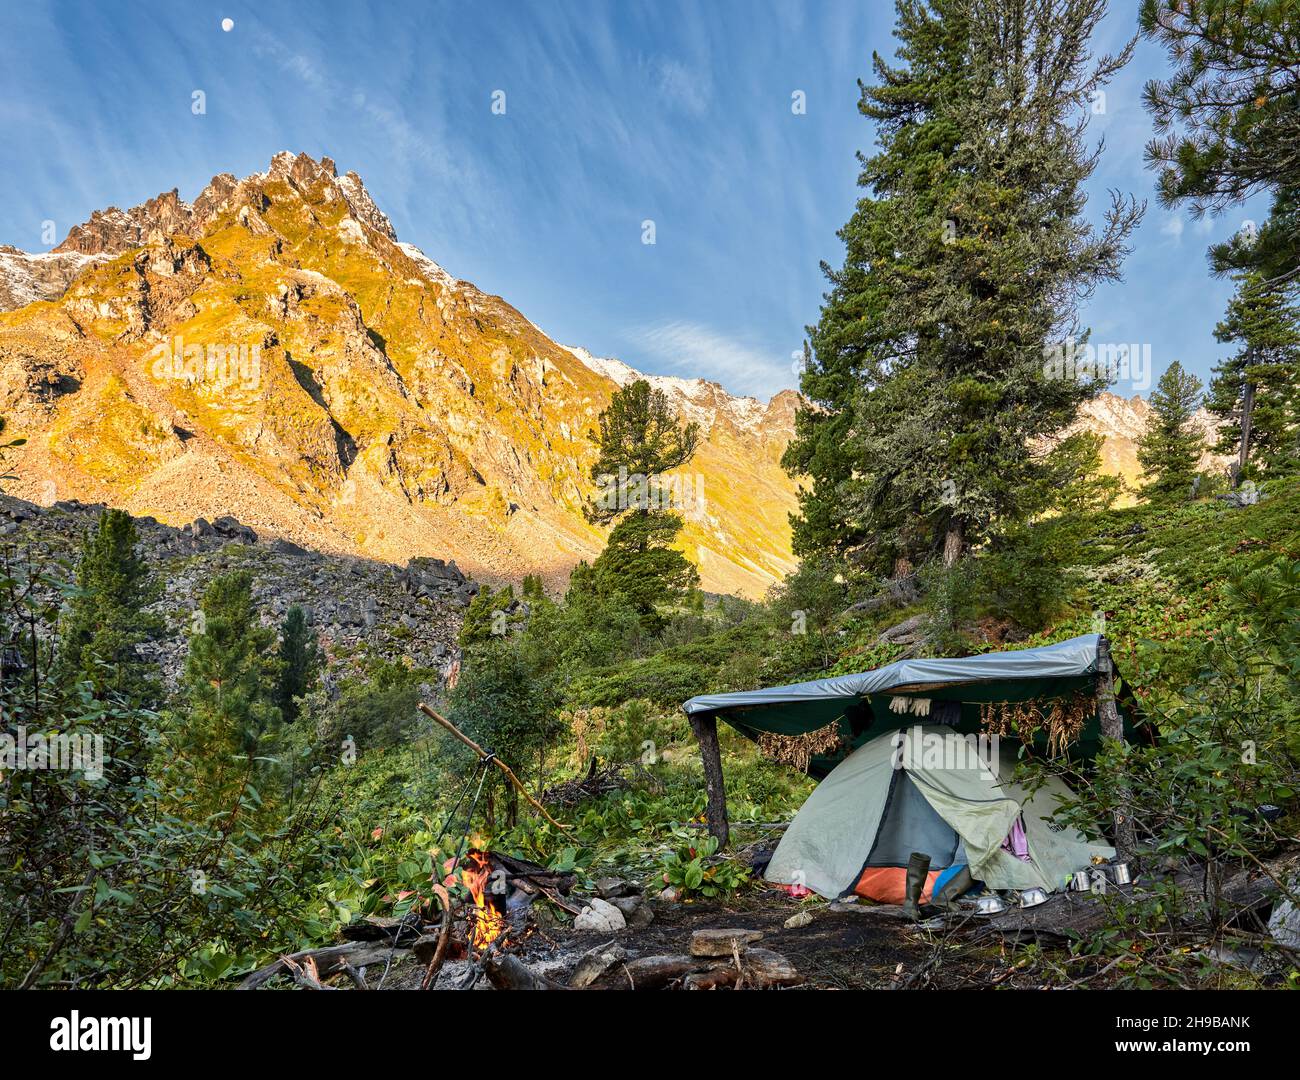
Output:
[461,850,506,950]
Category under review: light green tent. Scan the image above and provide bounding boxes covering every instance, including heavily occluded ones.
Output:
[765,724,1113,900]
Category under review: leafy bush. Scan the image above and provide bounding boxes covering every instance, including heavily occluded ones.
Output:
[659,829,751,898]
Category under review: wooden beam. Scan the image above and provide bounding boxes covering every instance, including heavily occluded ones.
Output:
[688,712,729,849]
[1095,635,1137,858]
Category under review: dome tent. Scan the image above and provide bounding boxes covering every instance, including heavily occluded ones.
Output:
[682,634,1142,898]
[764,724,1112,901]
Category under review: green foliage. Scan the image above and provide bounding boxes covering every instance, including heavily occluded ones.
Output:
[1140,0,1300,283]
[766,553,849,669]
[589,511,700,631]
[167,570,282,818]
[585,379,701,524]
[659,829,751,898]
[1138,361,1205,503]
[785,0,1140,574]
[1,548,340,989]
[584,380,702,629]
[457,584,525,650]
[1022,556,1300,986]
[275,604,320,724]
[447,640,564,827]
[319,672,424,753]
[1209,272,1300,481]
[55,509,162,713]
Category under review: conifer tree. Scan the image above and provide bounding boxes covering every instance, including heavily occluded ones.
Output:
[784,0,1140,576]
[586,380,701,627]
[1208,273,1300,483]
[173,570,280,814]
[55,509,161,710]
[1138,361,1204,502]
[1140,0,1300,286]
[274,605,320,724]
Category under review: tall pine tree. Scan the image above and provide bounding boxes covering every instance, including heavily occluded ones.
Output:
[171,570,280,815]
[784,0,1140,576]
[1140,0,1300,288]
[55,509,161,710]
[1208,272,1300,483]
[585,380,701,628]
[274,605,320,724]
[1138,361,1204,502]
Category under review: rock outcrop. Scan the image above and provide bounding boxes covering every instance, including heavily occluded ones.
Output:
[0,152,799,597]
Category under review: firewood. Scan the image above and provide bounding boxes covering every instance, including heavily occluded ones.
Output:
[689,928,764,957]
[569,942,628,988]
[238,942,404,989]
[684,965,740,990]
[483,952,569,990]
[587,954,707,990]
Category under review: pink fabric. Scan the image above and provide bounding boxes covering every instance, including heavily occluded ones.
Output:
[1002,816,1031,861]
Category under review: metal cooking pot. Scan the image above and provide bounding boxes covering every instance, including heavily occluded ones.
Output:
[1108,861,1132,886]
[975,894,1008,915]
[1070,869,1092,892]
[1018,887,1049,908]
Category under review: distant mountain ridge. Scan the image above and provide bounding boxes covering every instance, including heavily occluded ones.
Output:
[0,153,1228,592]
[0,153,799,597]
[1067,392,1231,499]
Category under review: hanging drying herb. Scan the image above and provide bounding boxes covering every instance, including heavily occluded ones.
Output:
[757,725,845,774]
[979,692,1092,757]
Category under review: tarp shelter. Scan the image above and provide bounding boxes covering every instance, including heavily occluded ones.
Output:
[682,633,1140,893]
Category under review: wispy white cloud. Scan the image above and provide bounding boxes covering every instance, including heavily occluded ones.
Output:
[631,320,795,399]
[1159,214,1184,240]
[651,58,710,116]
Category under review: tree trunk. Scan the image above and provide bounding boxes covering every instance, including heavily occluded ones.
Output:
[1095,636,1137,858]
[942,517,964,568]
[688,713,729,849]
[1234,381,1256,487]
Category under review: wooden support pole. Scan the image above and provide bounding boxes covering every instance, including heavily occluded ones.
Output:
[688,712,729,849]
[1095,636,1137,858]
[417,703,573,837]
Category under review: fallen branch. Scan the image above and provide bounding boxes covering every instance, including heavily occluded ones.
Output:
[238,942,403,990]
[420,885,453,990]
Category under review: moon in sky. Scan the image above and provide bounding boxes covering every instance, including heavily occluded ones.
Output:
[221,18,234,32]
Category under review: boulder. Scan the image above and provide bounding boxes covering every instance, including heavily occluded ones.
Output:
[740,947,802,988]
[595,876,639,900]
[573,898,626,933]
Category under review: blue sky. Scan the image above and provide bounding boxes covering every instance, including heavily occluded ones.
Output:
[0,0,1268,399]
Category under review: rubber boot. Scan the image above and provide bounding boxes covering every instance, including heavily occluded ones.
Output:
[901,851,931,920]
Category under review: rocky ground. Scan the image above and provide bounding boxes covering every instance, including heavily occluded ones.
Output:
[0,493,471,686]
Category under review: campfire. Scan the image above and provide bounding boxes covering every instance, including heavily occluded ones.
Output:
[460,850,507,950]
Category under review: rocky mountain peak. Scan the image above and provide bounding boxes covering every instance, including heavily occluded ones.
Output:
[46,152,397,262]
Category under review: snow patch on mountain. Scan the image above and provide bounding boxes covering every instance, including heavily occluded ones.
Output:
[0,247,104,312]
[397,242,458,289]
[563,344,775,433]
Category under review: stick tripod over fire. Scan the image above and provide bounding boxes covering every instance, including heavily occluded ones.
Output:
[418,704,573,963]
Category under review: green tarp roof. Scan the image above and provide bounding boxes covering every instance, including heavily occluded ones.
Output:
[683,634,1134,774]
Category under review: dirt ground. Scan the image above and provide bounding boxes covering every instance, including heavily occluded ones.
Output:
[380,887,1010,990]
